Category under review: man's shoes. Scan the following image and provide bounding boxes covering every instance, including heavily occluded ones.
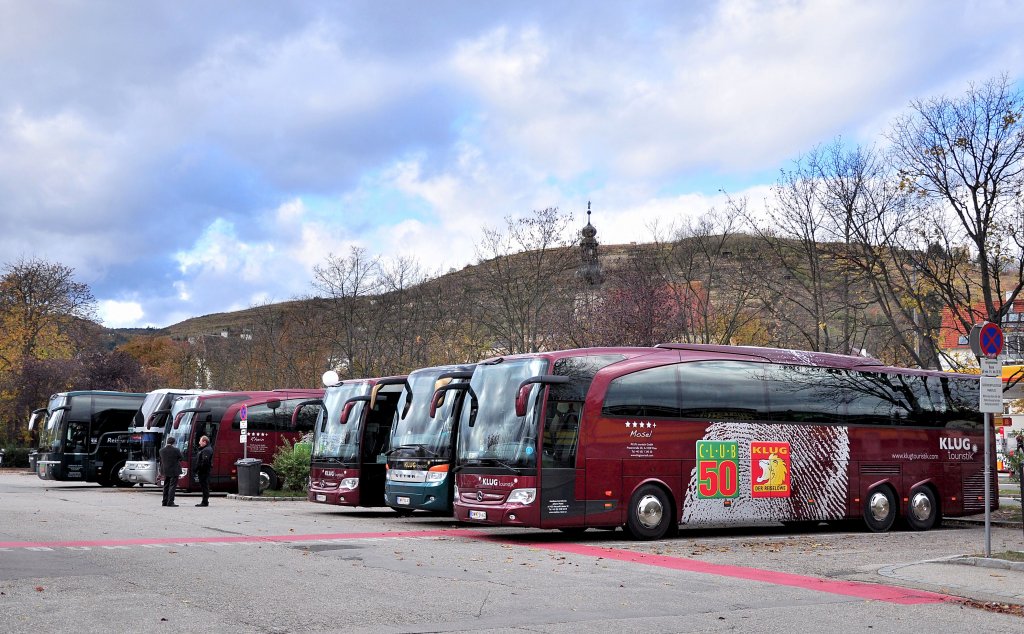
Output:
[162,503,167,506]
[167,503,179,507]
[196,503,208,507]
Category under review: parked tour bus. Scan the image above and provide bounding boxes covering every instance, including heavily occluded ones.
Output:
[164,389,323,494]
[31,391,146,486]
[306,372,408,507]
[118,388,218,485]
[449,344,992,540]
[384,364,475,514]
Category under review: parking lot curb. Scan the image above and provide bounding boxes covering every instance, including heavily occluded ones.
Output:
[943,555,1024,572]
[226,493,307,502]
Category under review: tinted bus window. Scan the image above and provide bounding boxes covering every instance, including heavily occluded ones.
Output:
[765,365,845,424]
[678,362,769,421]
[939,376,982,432]
[232,398,318,433]
[603,364,680,418]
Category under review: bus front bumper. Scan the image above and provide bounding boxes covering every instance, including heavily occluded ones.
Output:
[309,484,360,506]
[120,460,159,485]
[385,481,451,512]
[453,501,537,526]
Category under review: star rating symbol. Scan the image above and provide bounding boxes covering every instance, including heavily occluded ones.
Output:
[624,421,657,429]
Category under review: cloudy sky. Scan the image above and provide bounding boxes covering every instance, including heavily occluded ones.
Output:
[1,1,1022,329]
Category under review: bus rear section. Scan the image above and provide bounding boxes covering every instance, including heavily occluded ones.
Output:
[308,374,407,507]
[384,365,475,514]
[33,391,146,486]
[453,344,992,539]
[165,390,323,494]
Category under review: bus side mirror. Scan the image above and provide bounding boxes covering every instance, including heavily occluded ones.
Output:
[515,375,571,417]
[429,391,445,419]
[172,412,184,430]
[147,409,170,429]
[429,384,470,418]
[340,396,370,425]
[28,408,48,431]
[290,399,323,430]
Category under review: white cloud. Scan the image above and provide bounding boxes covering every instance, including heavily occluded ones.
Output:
[97,299,145,328]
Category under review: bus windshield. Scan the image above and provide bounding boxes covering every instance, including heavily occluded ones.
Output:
[164,396,201,448]
[314,383,370,462]
[391,371,459,459]
[457,358,548,470]
[38,395,68,453]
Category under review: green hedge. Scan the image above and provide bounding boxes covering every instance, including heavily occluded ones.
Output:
[272,439,312,492]
[1,447,31,468]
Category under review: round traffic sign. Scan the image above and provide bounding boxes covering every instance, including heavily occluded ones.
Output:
[979,322,1004,358]
[239,404,248,421]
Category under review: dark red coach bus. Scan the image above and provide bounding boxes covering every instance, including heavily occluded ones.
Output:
[450,344,992,540]
[305,372,408,507]
[165,389,323,493]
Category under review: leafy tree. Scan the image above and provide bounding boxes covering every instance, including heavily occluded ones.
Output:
[0,257,96,370]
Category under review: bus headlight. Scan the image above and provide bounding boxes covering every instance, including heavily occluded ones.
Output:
[340,478,359,490]
[425,471,447,483]
[506,488,536,505]
[453,484,460,500]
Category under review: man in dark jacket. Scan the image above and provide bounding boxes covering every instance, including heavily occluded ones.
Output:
[159,437,183,507]
[194,435,214,507]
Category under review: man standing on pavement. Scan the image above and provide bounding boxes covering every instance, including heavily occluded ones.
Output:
[159,437,183,507]
[194,435,214,507]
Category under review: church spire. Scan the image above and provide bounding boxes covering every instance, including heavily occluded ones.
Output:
[577,201,604,285]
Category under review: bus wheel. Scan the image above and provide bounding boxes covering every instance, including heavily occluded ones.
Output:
[863,486,897,533]
[906,487,938,531]
[258,467,278,494]
[112,463,135,487]
[625,484,674,540]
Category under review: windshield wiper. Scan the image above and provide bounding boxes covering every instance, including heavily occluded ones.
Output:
[312,456,342,464]
[385,444,440,458]
[455,457,519,474]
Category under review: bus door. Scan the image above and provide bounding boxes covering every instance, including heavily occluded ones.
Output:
[540,399,585,527]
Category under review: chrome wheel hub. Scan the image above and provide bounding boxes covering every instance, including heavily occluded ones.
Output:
[868,491,890,523]
[636,494,664,529]
[909,491,932,522]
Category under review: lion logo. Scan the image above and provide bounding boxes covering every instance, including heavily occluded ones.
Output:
[756,452,788,487]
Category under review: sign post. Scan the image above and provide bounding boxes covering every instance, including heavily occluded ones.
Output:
[239,404,248,460]
[969,321,1003,558]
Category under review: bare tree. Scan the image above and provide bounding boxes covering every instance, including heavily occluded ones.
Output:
[667,201,764,345]
[471,208,577,354]
[312,246,382,377]
[889,74,1024,335]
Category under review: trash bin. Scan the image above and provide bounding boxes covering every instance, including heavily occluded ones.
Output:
[235,458,262,496]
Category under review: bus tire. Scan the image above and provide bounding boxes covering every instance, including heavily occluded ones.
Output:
[259,466,278,494]
[625,484,674,541]
[863,486,897,533]
[906,486,938,531]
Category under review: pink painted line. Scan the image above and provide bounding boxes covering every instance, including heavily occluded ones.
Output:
[512,541,953,606]
[0,528,486,550]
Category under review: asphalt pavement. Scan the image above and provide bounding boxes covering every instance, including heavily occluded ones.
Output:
[3,468,1024,632]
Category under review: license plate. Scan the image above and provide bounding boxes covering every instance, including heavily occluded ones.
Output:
[316,494,326,502]
[469,510,487,520]
[396,496,410,506]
